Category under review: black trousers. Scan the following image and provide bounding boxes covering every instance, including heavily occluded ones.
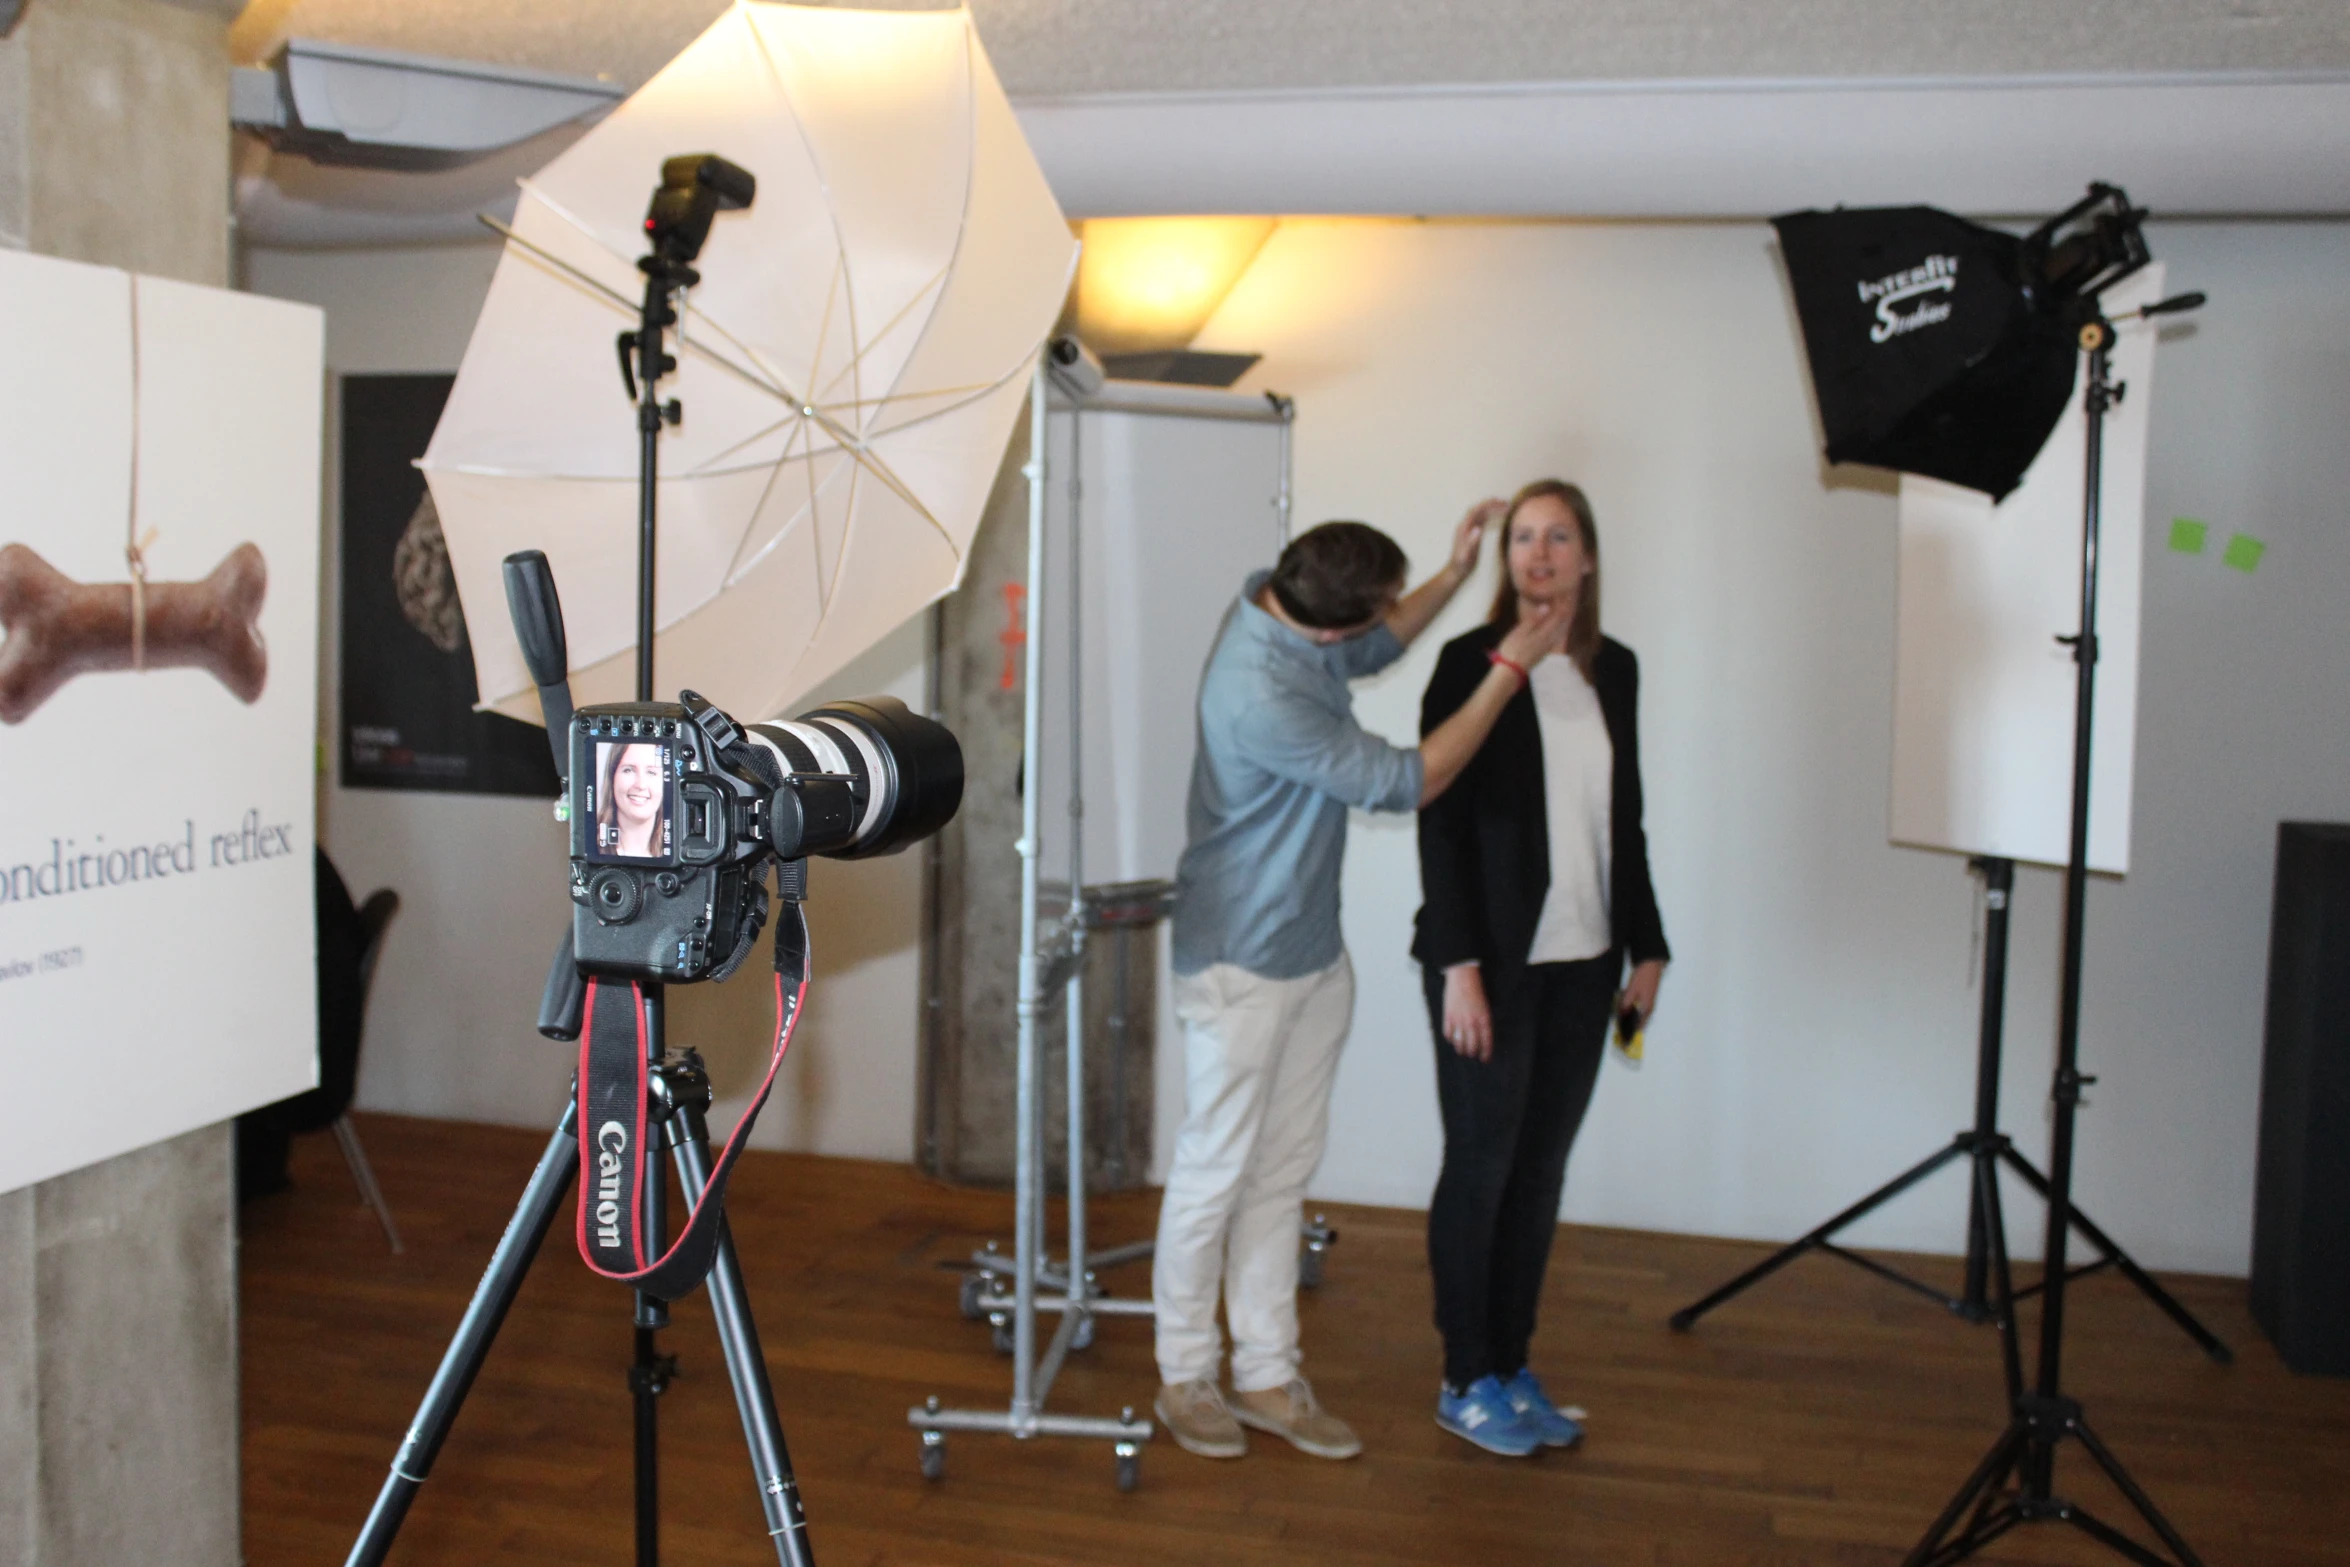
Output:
[1423,955,1616,1389]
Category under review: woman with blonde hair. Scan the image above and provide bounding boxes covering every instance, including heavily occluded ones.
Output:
[1414,479,1669,1456]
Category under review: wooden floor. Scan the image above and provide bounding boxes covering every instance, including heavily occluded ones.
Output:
[242,1114,2350,1567]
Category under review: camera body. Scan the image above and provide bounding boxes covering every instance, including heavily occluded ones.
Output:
[568,689,961,984]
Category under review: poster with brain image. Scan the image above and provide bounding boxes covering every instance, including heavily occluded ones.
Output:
[0,248,323,1194]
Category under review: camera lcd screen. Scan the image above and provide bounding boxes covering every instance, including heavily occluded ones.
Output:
[586,739,676,864]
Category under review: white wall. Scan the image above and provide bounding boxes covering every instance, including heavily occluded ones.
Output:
[1194,217,2350,1276]
[242,242,928,1162]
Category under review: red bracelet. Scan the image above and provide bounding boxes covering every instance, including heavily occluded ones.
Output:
[1486,649,1530,685]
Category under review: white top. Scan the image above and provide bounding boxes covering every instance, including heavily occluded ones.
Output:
[1524,652,1614,965]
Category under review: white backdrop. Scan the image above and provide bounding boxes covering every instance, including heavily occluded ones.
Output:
[1195,218,2350,1276]
[1889,266,2164,874]
[0,251,323,1193]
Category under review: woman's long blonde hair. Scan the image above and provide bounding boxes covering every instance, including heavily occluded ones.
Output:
[1488,479,1601,678]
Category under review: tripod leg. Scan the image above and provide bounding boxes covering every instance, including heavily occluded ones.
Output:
[672,1119,814,1567]
[346,1104,579,1567]
[1997,1148,2232,1364]
[1671,1140,1967,1329]
[1903,1419,2027,1567]
[1976,1150,2025,1405]
[2062,1507,2192,1567]
[2069,1416,2207,1567]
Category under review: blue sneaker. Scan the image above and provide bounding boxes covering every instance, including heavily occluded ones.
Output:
[1436,1375,1543,1457]
[1501,1368,1584,1448]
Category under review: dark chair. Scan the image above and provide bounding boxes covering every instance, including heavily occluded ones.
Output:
[331,886,403,1252]
[236,853,404,1252]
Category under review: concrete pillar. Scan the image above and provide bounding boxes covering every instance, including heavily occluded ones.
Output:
[0,2,243,1563]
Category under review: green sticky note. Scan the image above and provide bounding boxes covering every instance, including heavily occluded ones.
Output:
[2223,534,2267,574]
[2167,517,2208,554]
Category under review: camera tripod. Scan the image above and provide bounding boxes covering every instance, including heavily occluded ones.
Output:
[345,1009,812,1567]
[349,153,816,1566]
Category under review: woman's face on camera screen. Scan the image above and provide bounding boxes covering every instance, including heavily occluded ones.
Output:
[610,744,666,842]
[1505,494,1591,610]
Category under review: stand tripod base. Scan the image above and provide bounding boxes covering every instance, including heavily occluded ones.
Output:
[908,1395,1152,1491]
[1908,1396,2205,1567]
[1668,1130,2231,1366]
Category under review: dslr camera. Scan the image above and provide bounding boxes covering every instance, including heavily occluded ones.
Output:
[569,690,961,984]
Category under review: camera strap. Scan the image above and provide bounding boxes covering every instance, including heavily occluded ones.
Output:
[573,898,811,1300]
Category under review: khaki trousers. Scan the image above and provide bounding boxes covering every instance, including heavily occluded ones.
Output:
[1152,952,1354,1391]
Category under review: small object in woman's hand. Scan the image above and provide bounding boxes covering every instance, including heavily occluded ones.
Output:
[1614,1004,1644,1063]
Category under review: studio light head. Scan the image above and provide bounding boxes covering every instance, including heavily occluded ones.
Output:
[2021,183,2152,322]
[643,153,757,268]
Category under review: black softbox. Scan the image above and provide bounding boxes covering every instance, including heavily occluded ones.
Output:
[1774,205,2078,501]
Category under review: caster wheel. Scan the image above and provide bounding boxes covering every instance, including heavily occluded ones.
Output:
[918,1431,945,1481]
[1073,1315,1096,1351]
[958,1271,988,1320]
[1114,1443,1140,1492]
[990,1314,1014,1354]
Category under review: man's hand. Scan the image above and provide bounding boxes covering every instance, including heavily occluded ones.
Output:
[1418,598,1571,806]
[1496,596,1571,671]
[1450,498,1507,580]
[1386,496,1508,649]
[1442,963,1494,1061]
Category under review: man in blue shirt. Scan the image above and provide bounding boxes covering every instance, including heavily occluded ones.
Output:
[1153,507,1570,1461]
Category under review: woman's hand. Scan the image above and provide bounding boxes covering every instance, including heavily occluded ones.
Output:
[1442,963,1494,1061]
[1619,959,1665,1027]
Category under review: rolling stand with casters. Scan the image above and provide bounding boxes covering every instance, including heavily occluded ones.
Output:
[909,367,1152,1489]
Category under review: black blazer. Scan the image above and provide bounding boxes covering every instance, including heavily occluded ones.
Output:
[1413,628,1669,992]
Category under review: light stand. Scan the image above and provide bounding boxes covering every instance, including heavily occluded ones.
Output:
[1670,850,2230,1380]
[1906,300,2208,1567]
[1674,188,2230,1376]
[346,155,815,1567]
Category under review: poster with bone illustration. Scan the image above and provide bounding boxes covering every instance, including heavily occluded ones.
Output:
[0,248,322,1194]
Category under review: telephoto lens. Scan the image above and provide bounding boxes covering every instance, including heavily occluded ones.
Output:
[747,696,963,860]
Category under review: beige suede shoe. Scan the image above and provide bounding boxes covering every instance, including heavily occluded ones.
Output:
[1229,1378,1362,1459]
[1155,1378,1247,1458]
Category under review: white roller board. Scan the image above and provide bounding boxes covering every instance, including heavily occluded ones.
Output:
[1035,386,1288,887]
[0,250,323,1194]
[1888,265,2163,874]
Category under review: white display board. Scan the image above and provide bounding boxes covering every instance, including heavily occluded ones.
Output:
[1035,383,1290,887]
[1888,266,2163,874]
[0,250,323,1194]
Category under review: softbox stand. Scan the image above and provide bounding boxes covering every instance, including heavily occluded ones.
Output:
[1904,312,2205,1567]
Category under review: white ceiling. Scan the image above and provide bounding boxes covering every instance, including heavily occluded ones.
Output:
[240,0,2350,96]
[231,1,2350,246]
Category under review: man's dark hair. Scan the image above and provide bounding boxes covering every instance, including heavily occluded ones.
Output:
[1267,521,1408,630]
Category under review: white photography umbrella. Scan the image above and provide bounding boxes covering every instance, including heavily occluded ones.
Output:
[424,1,1076,723]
